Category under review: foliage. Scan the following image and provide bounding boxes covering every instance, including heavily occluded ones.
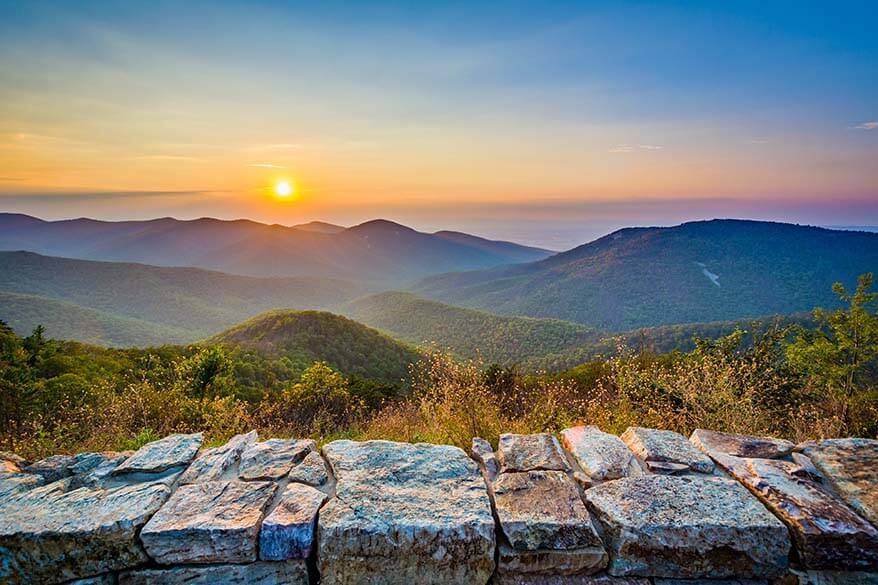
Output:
[1,275,876,458]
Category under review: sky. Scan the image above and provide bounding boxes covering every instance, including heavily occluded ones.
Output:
[0,0,876,249]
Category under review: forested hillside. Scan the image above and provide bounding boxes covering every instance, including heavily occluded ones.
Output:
[414,220,878,330]
[341,291,597,363]
[209,310,421,384]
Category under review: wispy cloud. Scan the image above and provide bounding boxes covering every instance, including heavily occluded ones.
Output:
[135,155,206,162]
[852,121,878,130]
[750,138,769,144]
[249,163,287,169]
[608,144,662,153]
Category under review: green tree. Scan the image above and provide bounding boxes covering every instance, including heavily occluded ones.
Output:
[175,346,235,399]
[787,273,878,396]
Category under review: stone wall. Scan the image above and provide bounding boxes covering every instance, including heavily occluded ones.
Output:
[1,426,876,585]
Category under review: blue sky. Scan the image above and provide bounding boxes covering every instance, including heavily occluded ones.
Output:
[0,1,875,248]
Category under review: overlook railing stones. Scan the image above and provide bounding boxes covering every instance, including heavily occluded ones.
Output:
[0,427,876,585]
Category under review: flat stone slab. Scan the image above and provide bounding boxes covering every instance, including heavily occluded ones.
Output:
[179,430,257,484]
[690,429,794,459]
[1,451,25,475]
[287,449,331,488]
[712,453,878,570]
[498,433,571,473]
[472,437,500,481]
[119,561,308,584]
[0,480,171,583]
[622,427,714,473]
[238,438,315,481]
[260,482,327,560]
[798,438,878,527]
[24,453,76,482]
[493,470,604,552]
[561,426,635,481]
[585,475,790,579]
[113,432,202,475]
[318,439,496,585]
[140,480,276,564]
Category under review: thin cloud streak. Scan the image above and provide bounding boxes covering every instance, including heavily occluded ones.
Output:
[852,121,878,130]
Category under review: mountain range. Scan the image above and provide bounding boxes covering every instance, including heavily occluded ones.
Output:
[413,219,878,330]
[0,214,551,285]
[1,217,875,369]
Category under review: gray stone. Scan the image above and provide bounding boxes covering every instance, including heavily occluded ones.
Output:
[788,569,878,584]
[119,561,307,584]
[260,482,327,560]
[25,453,76,482]
[140,480,276,564]
[0,472,44,498]
[690,429,794,459]
[561,426,634,481]
[585,475,790,578]
[318,439,496,585]
[494,575,650,585]
[492,470,604,553]
[498,433,571,473]
[622,427,714,473]
[113,432,202,475]
[178,430,257,484]
[798,438,878,527]
[498,543,608,576]
[645,460,690,475]
[0,480,170,583]
[471,436,500,481]
[712,453,878,571]
[238,438,315,481]
[70,452,123,476]
[791,452,824,482]
[287,449,331,488]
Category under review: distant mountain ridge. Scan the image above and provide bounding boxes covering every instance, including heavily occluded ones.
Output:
[413,219,878,330]
[0,213,552,285]
[0,251,370,344]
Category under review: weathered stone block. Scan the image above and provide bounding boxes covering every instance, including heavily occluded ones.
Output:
[561,426,634,481]
[24,453,76,482]
[0,480,170,583]
[287,449,331,488]
[140,480,276,564]
[119,561,308,584]
[178,430,257,484]
[238,438,315,481]
[712,454,878,570]
[585,475,790,578]
[622,427,714,473]
[690,428,794,459]
[493,470,604,553]
[498,433,571,473]
[260,482,327,560]
[113,432,202,475]
[318,439,496,585]
[472,436,500,481]
[798,438,878,527]
[0,451,26,475]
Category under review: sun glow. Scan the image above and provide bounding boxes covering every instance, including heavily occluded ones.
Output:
[274,180,293,198]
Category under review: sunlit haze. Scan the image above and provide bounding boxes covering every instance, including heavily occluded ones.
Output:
[1,1,876,248]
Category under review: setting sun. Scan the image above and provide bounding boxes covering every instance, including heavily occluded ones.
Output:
[274,180,293,198]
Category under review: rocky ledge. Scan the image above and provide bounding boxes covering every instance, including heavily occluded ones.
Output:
[1,427,876,585]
